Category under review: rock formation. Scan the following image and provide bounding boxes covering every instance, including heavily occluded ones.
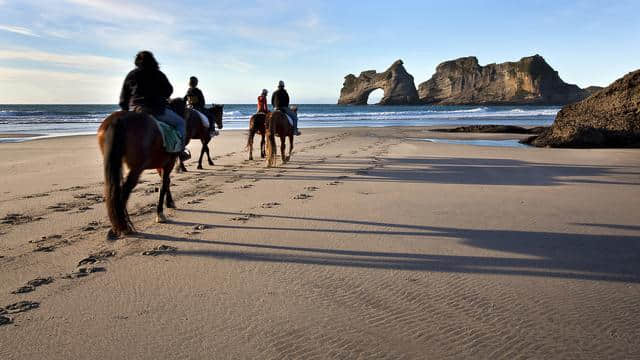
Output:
[526,69,640,147]
[338,60,420,105]
[418,55,590,105]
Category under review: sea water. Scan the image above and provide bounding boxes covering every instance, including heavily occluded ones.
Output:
[0,104,559,142]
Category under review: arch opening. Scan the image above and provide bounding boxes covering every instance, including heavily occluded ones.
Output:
[367,88,384,105]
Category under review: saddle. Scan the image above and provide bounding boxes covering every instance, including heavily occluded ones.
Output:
[150,115,183,153]
[274,110,294,126]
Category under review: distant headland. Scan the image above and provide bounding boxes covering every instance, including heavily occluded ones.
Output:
[338,55,601,106]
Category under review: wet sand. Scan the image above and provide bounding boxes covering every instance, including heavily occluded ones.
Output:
[1,127,639,359]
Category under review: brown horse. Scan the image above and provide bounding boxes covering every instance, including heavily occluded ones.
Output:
[176,103,224,172]
[265,106,297,167]
[97,98,190,239]
[246,112,266,160]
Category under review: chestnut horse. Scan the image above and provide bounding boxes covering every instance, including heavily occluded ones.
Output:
[97,98,190,239]
[246,112,266,160]
[265,106,297,167]
[176,103,224,172]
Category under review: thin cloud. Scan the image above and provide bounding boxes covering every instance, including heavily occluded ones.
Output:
[0,24,40,37]
[0,48,129,72]
[64,0,175,24]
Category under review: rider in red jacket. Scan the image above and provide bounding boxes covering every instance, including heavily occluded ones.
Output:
[257,89,269,113]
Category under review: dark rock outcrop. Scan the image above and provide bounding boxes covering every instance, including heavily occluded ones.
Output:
[418,55,591,105]
[432,125,548,134]
[526,69,640,147]
[338,60,420,105]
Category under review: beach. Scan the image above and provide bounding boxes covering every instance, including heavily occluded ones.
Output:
[1,127,639,359]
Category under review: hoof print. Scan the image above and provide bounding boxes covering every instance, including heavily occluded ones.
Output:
[11,286,34,294]
[142,245,177,256]
[33,245,55,253]
[0,315,13,326]
[27,277,54,287]
[305,186,319,192]
[5,301,40,314]
[193,224,208,231]
[293,194,312,200]
[261,202,281,209]
[64,267,106,279]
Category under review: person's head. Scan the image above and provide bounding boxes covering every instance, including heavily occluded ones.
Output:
[134,51,159,70]
[278,80,285,89]
[189,76,198,88]
[261,89,268,96]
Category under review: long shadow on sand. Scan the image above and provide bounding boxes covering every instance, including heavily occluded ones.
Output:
[250,156,640,186]
[135,211,640,283]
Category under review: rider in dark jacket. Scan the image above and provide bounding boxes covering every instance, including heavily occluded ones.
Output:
[184,76,206,111]
[119,51,189,159]
[271,80,300,135]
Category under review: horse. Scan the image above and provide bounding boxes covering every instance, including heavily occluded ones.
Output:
[97,98,191,240]
[175,103,224,172]
[246,112,267,160]
[265,106,297,167]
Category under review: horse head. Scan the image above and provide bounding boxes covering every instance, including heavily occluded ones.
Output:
[206,104,224,129]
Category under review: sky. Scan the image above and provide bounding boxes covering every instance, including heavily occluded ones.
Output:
[0,0,638,104]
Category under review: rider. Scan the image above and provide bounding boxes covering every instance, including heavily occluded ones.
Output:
[271,80,300,135]
[257,89,269,114]
[119,51,189,160]
[184,76,217,136]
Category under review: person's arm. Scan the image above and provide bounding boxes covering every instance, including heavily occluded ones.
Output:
[118,72,132,111]
[197,88,205,108]
[160,72,173,98]
[257,96,261,112]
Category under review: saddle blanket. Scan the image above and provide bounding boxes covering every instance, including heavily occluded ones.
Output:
[150,115,183,153]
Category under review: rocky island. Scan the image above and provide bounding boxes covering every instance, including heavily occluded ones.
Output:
[418,55,598,105]
[338,55,600,105]
[337,60,420,105]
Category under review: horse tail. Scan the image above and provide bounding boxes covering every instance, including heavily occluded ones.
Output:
[245,115,254,151]
[265,114,277,167]
[103,115,132,235]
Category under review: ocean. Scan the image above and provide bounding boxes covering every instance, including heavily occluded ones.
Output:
[0,104,559,142]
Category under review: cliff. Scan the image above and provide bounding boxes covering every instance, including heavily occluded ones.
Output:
[417,55,591,105]
[338,60,420,105]
[526,69,640,147]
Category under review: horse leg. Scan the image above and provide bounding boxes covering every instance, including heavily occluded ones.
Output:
[280,135,287,163]
[286,134,293,162]
[248,130,255,160]
[156,165,172,223]
[205,142,214,166]
[197,139,205,169]
[260,133,266,158]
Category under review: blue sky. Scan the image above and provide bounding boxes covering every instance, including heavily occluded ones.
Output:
[0,0,638,104]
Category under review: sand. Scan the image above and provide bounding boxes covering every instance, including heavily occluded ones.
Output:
[0,127,639,359]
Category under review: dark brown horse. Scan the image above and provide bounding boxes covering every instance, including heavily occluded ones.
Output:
[265,106,297,167]
[176,103,224,172]
[97,98,190,239]
[246,112,266,160]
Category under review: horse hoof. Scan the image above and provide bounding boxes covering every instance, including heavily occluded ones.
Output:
[167,201,176,209]
[156,214,167,223]
[106,229,119,241]
[197,165,203,170]
[208,161,214,166]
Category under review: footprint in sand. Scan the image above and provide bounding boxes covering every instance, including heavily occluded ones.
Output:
[237,184,253,189]
[230,213,261,222]
[30,234,62,244]
[5,301,40,314]
[327,181,341,186]
[142,245,178,256]
[293,193,312,200]
[1,213,43,225]
[23,193,49,199]
[47,203,72,212]
[11,277,54,295]
[305,186,319,192]
[33,245,56,253]
[63,267,106,279]
[261,202,281,209]
[0,315,12,326]
[77,250,116,266]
